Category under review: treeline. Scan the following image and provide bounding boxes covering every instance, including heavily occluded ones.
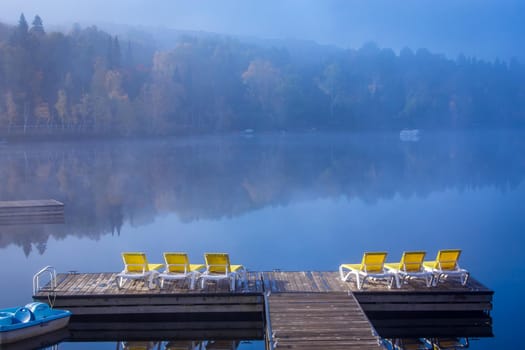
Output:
[1,14,524,137]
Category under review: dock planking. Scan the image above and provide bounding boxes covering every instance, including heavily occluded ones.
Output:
[35,272,265,318]
[266,293,380,350]
[33,270,493,349]
[34,270,492,311]
[0,199,64,225]
[262,271,492,313]
[0,199,63,210]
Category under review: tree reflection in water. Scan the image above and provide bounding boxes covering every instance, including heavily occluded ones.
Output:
[1,131,524,255]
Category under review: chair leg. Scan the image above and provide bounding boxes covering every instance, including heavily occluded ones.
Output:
[433,273,443,286]
[425,275,432,287]
[342,271,351,282]
[242,270,247,288]
[339,266,351,281]
[190,274,196,290]
[353,271,361,289]
[388,275,396,289]
[234,274,240,291]
[393,274,401,289]
[461,272,470,286]
[235,270,247,291]
[147,271,159,289]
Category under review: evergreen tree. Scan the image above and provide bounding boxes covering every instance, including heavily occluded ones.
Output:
[30,15,45,35]
[18,13,28,34]
[125,41,133,67]
[10,13,29,45]
[113,36,121,68]
[106,36,122,69]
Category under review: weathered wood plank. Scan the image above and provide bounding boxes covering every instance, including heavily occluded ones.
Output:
[0,199,63,208]
[310,271,331,292]
[0,199,64,225]
[71,321,263,331]
[361,302,493,312]
[46,295,263,307]
[56,274,76,295]
[65,304,264,315]
[355,293,493,303]
[0,208,63,214]
[268,292,380,350]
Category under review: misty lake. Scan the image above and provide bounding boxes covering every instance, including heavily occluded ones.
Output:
[1,130,524,349]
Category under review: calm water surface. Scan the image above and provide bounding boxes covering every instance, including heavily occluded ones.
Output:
[1,131,524,349]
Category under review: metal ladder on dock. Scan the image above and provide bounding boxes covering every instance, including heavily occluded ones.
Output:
[33,265,57,294]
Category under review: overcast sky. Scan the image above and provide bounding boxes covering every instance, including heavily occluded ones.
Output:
[0,0,523,61]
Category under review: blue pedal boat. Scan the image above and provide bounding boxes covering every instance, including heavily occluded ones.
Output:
[0,302,71,344]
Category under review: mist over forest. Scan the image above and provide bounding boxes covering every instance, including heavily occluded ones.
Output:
[1,14,524,139]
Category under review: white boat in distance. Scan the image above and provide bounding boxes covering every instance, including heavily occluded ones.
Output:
[400,129,420,142]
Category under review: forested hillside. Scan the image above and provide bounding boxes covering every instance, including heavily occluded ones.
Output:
[1,14,524,138]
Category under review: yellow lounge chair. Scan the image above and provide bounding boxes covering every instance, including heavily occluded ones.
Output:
[423,249,469,286]
[200,253,246,291]
[158,252,204,290]
[116,252,163,289]
[339,252,395,290]
[385,251,433,288]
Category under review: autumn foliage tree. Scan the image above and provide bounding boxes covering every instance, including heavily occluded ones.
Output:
[0,14,524,138]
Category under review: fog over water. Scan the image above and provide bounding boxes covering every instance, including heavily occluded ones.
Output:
[0,0,523,61]
[1,131,524,349]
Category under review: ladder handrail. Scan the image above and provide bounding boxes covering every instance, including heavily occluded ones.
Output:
[33,266,57,295]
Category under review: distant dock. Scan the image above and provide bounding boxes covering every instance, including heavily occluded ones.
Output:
[0,199,64,225]
[33,270,493,349]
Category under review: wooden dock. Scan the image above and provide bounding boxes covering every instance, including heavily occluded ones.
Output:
[0,199,64,225]
[33,271,493,348]
[266,293,379,349]
[261,271,380,349]
[35,271,266,340]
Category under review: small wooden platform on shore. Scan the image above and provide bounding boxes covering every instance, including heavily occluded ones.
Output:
[0,199,64,225]
[33,271,493,349]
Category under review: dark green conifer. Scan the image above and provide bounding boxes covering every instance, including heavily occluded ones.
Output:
[30,15,45,35]
[9,13,29,45]
[113,36,121,68]
[18,13,28,34]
